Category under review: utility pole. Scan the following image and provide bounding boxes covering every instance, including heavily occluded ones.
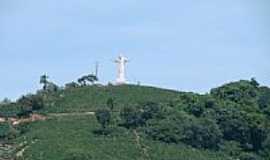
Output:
[95,61,99,78]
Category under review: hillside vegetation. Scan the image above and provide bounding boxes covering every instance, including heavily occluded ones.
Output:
[0,78,270,160]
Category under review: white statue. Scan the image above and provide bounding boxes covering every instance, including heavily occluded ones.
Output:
[115,55,128,85]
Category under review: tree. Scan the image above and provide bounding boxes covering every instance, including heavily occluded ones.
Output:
[95,109,111,129]
[262,134,270,158]
[78,76,87,86]
[120,106,145,129]
[17,94,44,117]
[31,95,44,110]
[185,101,205,117]
[40,74,49,90]
[182,118,223,150]
[217,108,250,144]
[78,74,98,86]
[258,87,270,110]
[46,82,59,92]
[17,95,33,117]
[86,74,98,85]
[141,102,164,120]
[246,113,268,151]
[1,98,11,105]
[210,80,258,105]
[145,112,187,144]
[250,77,259,88]
[0,122,18,140]
[40,74,59,92]
[0,122,10,139]
[107,98,115,111]
[215,106,268,151]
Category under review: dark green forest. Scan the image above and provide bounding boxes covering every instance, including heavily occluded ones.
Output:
[0,77,270,160]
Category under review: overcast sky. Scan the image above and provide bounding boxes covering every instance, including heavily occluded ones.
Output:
[0,0,270,100]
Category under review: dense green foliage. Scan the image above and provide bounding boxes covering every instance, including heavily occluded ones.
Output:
[95,109,111,129]
[0,79,270,160]
[77,74,98,86]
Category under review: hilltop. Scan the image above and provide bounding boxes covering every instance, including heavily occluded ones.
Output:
[0,79,270,160]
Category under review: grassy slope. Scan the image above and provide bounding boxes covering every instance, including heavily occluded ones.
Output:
[8,85,231,160]
[42,85,181,113]
[18,115,229,160]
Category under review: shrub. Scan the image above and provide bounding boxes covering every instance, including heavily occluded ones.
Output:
[0,103,21,117]
[185,102,205,117]
[0,122,10,138]
[31,95,44,110]
[239,152,261,160]
[120,106,145,129]
[182,118,223,150]
[0,122,19,140]
[95,109,111,129]
[141,102,164,120]
[216,108,250,144]
[220,141,243,158]
[17,94,44,117]
[145,117,184,143]
[106,98,115,111]
[261,134,270,158]
[146,111,222,150]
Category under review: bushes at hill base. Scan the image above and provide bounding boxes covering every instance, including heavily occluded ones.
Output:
[118,103,223,150]
[95,109,111,129]
[108,80,270,158]
[182,118,222,149]
[144,111,188,144]
[0,122,10,138]
[0,122,19,140]
[145,111,222,150]
[120,106,146,129]
[120,102,164,129]
[0,103,21,117]
[213,105,269,151]
[17,94,44,117]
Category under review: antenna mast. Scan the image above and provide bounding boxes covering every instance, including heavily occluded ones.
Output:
[95,61,99,78]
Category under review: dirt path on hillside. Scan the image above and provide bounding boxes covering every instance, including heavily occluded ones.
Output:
[48,112,95,117]
[0,114,46,126]
[133,130,150,160]
[0,112,95,125]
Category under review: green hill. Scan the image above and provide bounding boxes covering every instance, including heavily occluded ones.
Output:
[0,79,270,160]
[42,84,181,113]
